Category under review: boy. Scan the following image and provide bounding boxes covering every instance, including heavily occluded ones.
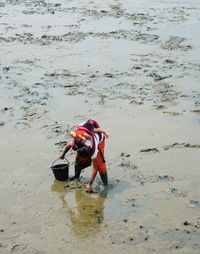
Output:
[59,120,109,191]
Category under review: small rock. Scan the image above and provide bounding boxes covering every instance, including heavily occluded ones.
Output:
[90,74,96,78]
[104,73,114,78]
[140,148,159,153]
[3,67,10,71]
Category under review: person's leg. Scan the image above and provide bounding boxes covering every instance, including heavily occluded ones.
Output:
[88,167,98,185]
[97,139,108,185]
[99,172,108,185]
[86,156,99,191]
[70,154,91,180]
[86,139,108,191]
[86,156,107,191]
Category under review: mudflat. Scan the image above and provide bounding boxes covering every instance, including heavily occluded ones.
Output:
[1,0,200,253]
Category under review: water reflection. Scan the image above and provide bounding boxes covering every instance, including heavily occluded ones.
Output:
[51,180,107,238]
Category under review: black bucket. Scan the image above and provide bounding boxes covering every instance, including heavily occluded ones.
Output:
[51,158,69,181]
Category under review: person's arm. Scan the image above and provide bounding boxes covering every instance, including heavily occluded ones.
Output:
[93,128,110,138]
[83,133,93,148]
[70,131,76,138]
[59,141,72,159]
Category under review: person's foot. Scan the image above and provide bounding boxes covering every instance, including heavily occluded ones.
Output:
[86,184,93,192]
[69,175,80,181]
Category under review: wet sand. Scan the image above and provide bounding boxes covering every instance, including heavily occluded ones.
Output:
[1,0,200,253]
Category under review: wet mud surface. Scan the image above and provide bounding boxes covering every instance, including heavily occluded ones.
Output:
[1,0,200,253]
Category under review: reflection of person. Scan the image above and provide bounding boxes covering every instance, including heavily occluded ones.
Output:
[59,120,109,192]
[51,180,107,238]
[68,189,107,238]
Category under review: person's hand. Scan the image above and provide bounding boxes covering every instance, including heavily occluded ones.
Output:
[59,154,65,160]
[105,132,110,139]
[86,184,93,193]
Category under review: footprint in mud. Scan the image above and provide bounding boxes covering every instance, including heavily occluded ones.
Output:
[117,152,137,169]
[130,175,146,185]
[154,175,174,183]
[190,200,200,208]
[131,174,174,184]
[169,187,185,197]
[169,189,200,209]
[159,175,174,182]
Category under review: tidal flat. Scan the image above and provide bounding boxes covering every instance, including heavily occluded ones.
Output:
[1,0,200,253]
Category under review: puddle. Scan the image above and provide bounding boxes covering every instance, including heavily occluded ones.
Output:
[190,200,200,208]
[156,175,174,183]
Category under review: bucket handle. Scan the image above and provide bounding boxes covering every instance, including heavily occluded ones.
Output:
[51,157,69,168]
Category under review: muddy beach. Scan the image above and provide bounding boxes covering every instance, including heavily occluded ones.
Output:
[1,0,200,253]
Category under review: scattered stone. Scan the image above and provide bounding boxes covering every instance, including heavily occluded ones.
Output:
[164,59,176,64]
[148,72,172,81]
[3,66,10,71]
[131,66,142,70]
[183,221,190,226]
[140,148,159,153]
[163,143,200,150]
[153,104,166,110]
[163,111,182,116]
[162,36,192,51]
[192,109,200,114]
[104,73,114,78]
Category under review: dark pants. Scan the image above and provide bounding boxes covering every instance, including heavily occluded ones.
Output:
[74,161,91,179]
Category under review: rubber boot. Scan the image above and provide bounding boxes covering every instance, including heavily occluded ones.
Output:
[70,162,91,181]
[100,172,108,185]
[69,165,82,181]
